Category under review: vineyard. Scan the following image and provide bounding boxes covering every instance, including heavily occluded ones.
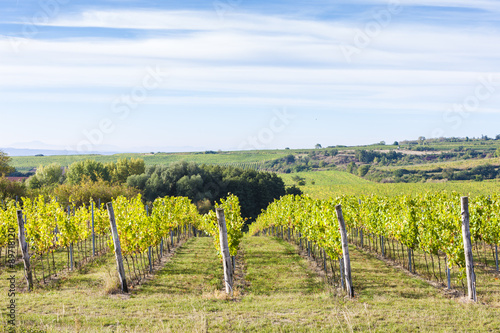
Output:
[250,193,500,300]
[281,169,500,198]
[0,194,244,293]
[2,191,500,331]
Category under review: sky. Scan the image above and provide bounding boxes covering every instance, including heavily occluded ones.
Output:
[1,0,500,153]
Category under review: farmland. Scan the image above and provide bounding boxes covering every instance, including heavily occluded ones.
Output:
[2,236,499,332]
[9,150,289,173]
[4,141,500,332]
[281,170,500,198]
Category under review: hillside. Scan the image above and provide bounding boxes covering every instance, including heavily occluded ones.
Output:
[8,136,500,189]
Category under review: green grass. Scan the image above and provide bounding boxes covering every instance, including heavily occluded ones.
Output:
[378,156,500,172]
[2,236,499,332]
[10,151,291,172]
[282,170,500,199]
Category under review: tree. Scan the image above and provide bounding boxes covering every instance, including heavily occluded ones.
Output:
[358,165,371,177]
[315,144,322,149]
[0,177,26,201]
[26,163,64,189]
[285,154,296,164]
[495,147,500,158]
[418,136,426,145]
[346,162,357,174]
[66,160,110,184]
[285,185,303,196]
[128,161,287,219]
[0,150,14,176]
[106,158,145,184]
[393,141,399,146]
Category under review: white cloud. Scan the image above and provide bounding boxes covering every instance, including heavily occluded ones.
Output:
[1,9,499,116]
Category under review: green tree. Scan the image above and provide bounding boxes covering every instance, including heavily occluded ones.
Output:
[0,150,14,176]
[358,165,371,177]
[66,160,110,184]
[106,158,145,184]
[26,163,64,189]
[496,147,500,157]
[0,177,26,201]
[128,161,287,219]
[315,143,322,149]
[346,162,357,174]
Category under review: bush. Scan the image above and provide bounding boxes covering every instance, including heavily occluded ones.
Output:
[0,177,26,201]
[358,165,371,177]
[52,179,139,207]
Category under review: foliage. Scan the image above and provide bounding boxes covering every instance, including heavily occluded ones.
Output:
[250,195,343,259]
[52,179,138,207]
[200,194,245,257]
[0,176,27,201]
[253,192,500,280]
[0,150,14,176]
[66,159,110,184]
[105,158,145,184]
[128,161,287,219]
[26,163,65,189]
[0,199,20,248]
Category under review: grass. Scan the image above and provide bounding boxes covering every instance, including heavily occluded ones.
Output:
[10,151,291,172]
[1,235,499,332]
[282,170,500,199]
[378,156,500,172]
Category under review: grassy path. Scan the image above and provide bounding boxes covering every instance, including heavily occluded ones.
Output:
[1,236,499,332]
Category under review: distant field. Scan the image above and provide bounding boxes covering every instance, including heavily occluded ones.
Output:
[379,157,500,172]
[281,170,500,198]
[10,150,292,172]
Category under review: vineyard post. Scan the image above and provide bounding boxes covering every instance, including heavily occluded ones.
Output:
[148,247,153,273]
[339,258,345,290]
[145,205,152,273]
[461,197,476,302]
[408,248,413,274]
[447,266,451,290]
[67,206,74,271]
[70,244,74,271]
[335,204,354,298]
[216,208,233,295]
[91,202,95,257]
[359,199,363,247]
[495,245,499,272]
[17,210,34,292]
[107,202,129,293]
[444,256,451,289]
[323,248,327,272]
[381,236,385,257]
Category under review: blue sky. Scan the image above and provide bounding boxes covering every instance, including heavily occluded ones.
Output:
[1,0,500,153]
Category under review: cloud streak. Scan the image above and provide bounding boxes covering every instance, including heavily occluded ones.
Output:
[1,4,499,150]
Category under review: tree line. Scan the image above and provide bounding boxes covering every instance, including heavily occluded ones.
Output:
[0,152,300,221]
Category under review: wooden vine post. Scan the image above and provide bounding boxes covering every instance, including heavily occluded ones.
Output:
[216,208,233,295]
[461,197,476,302]
[17,210,34,292]
[91,202,96,257]
[335,204,354,298]
[107,202,129,293]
